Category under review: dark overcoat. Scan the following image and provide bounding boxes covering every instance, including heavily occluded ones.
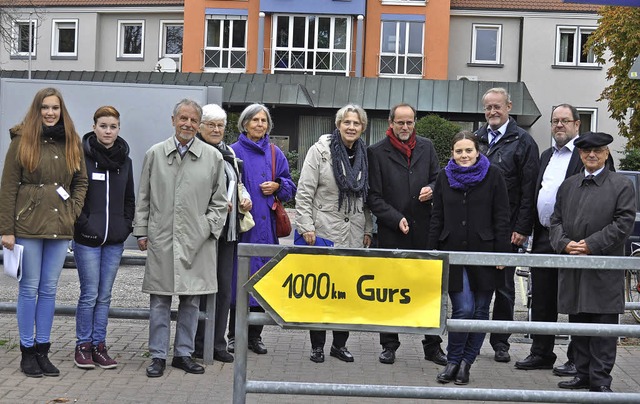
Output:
[550,168,636,314]
[367,136,439,249]
[427,165,512,292]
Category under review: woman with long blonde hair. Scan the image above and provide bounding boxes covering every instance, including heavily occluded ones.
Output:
[0,87,87,377]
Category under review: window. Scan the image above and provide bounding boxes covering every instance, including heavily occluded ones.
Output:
[379,20,424,77]
[471,24,501,64]
[118,20,144,59]
[381,0,426,4]
[160,20,183,59]
[12,20,36,58]
[204,15,247,72]
[272,15,351,75]
[577,108,597,133]
[51,19,78,59]
[555,26,597,66]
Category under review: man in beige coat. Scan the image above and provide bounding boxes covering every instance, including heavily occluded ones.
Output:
[133,99,228,377]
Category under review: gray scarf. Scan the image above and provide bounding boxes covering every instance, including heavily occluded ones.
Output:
[330,129,368,213]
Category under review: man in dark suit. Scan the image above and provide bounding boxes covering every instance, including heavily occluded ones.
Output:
[476,88,540,363]
[515,103,581,375]
[550,131,635,392]
[367,103,446,366]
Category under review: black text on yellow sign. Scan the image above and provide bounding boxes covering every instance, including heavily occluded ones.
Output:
[251,253,444,329]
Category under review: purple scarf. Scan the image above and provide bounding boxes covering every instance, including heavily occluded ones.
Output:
[444,154,490,191]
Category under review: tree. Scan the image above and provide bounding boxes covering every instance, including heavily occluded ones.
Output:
[414,114,461,167]
[586,6,640,148]
[0,3,41,55]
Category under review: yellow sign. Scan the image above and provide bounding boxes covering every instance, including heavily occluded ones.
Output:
[247,249,447,333]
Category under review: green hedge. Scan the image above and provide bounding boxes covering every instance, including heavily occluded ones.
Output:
[415,114,462,167]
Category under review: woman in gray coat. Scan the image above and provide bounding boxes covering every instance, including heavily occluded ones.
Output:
[295,104,373,363]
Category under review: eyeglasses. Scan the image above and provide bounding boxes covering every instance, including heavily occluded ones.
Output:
[551,119,576,126]
[483,104,505,112]
[393,121,415,127]
[203,122,225,130]
[579,147,608,154]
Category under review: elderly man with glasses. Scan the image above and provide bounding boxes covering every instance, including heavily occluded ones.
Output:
[367,103,446,366]
[475,88,540,363]
[549,131,635,393]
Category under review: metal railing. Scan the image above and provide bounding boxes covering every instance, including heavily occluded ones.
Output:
[232,243,640,404]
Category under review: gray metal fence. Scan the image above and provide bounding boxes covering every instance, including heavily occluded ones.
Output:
[232,243,640,404]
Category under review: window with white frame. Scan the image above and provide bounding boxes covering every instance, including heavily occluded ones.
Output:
[577,108,597,133]
[204,15,247,71]
[471,24,501,64]
[117,20,144,59]
[555,26,597,66]
[379,20,424,77]
[160,20,183,59]
[51,19,78,58]
[381,0,426,5]
[272,15,351,75]
[12,20,36,57]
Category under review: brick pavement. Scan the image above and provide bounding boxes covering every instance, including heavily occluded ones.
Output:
[0,312,639,404]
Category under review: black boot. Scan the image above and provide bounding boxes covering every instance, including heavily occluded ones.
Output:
[436,363,459,384]
[35,342,60,377]
[20,344,43,378]
[454,360,471,385]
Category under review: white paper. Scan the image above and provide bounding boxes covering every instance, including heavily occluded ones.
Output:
[3,244,24,281]
[227,180,236,202]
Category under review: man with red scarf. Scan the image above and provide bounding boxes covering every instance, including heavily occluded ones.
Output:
[367,103,446,366]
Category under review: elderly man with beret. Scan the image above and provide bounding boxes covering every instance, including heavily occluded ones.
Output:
[550,131,636,393]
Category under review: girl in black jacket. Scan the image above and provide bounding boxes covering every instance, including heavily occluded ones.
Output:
[73,106,135,370]
[428,131,511,385]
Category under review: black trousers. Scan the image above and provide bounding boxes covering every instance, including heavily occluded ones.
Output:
[490,245,516,350]
[228,305,265,341]
[569,312,618,388]
[530,227,574,361]
[194,237,236,354]
[310,330,348,349]
[380,333,442,351]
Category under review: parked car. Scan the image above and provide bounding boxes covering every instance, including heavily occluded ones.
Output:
[619,170,640,256]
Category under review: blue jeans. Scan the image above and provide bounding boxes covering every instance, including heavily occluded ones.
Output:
[447,268,493,365]
[16,238,69,347]
[73,242,124,345]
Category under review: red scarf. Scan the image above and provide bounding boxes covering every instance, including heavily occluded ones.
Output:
[386,127,417,166]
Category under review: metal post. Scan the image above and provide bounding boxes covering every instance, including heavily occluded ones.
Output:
[28,12,33,79]
[257,12,266,74]
[232,255,251,404]
[355,15,364,77]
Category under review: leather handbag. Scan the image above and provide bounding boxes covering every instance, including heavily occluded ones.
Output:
[270,144,292,238]
[232,151,255,233]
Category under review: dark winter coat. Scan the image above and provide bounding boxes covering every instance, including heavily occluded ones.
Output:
[0,128,87,239]
[367,136,439,249]
[427,165,512,292]
[476,117,540,236]
[550,168,636,314]
[74,132,135,247]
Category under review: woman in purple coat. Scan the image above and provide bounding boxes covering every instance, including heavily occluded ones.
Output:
[229,103,296,354]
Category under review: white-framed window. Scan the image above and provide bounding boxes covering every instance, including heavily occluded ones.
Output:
[555,26,597,66]
[51,19,78,58]
[471,24,501,64]
[11,20,37,57]
[204,15,247,72]
[577,107,598,132]
[379,20,424,77]
[272,15,351,75]
[117,20,145,59]
[160,20,183,59]
[381,0,426,5]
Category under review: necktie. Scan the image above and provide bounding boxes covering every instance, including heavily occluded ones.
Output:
[583,174,595,185]
[489,130,500,149]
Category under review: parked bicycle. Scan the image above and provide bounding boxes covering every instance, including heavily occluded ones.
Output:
[626,242,640,323]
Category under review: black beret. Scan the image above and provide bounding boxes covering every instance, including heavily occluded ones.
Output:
[574,132,613,149]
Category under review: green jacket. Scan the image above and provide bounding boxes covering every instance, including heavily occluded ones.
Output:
[0,129,88,239]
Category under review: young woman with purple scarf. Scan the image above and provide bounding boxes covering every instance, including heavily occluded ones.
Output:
[428,131,511,385]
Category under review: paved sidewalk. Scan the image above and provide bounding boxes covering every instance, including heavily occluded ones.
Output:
[1,247,639,403]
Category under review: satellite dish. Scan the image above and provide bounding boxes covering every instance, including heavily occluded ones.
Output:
[155,57,177,72]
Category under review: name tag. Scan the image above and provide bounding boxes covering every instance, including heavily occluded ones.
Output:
[56,186,70,201]
[92,173,106,181]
